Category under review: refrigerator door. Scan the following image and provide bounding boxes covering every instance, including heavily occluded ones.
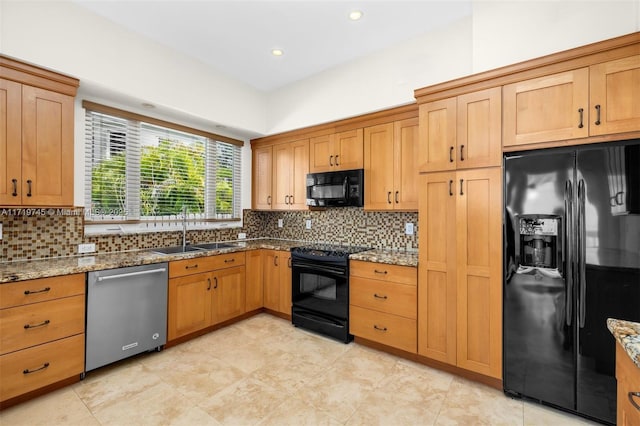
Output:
[575,141,640,424]
[504,151,576,411]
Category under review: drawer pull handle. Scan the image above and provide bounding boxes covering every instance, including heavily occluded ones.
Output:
[374,269,387,275]
[373,325,388,332]
[373,293,388,300]
[207,278,212,291]
[24,320,50,329]
[213,277,218,289]
[24,287,51,295]
[224,258,235,263]
[185,264,198,270]
[23,362,50,375]
[630,392,640,411]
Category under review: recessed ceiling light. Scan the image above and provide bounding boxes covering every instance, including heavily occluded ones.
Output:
[349,10,363,21]
[271,48,284,57]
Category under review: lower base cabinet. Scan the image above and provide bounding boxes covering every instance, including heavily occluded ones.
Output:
[263,250,292,315]
[617,342,640,426]
[168,253,246,341]
[349,260,417,353]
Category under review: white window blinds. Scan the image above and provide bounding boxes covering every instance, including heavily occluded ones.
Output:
[84,104,242,222]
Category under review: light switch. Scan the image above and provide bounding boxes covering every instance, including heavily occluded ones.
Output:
[305,219,312,229]
[405,222,414,235]
[0,223,2,239]
[278,219,283,228]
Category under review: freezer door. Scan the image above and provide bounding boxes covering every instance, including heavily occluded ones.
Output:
[575,141,640,424]
[503,151,576,411]
[86,263,168,372]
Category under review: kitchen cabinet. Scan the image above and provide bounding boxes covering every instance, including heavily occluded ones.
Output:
[168,252,246,341]
[349,260,417,353]
[590,55,640,136]
[419,88,501,173]
[309,129,363,173]
[417,168,502,379]
[262,249,292,315]
[0,57,77,206]
[364,118,419,210]
[616,342,640,426]
[245,249,264,311]
[272,139,309,210]
[503,55,640,147]
[252,146,273,210]
[0,274,85,403]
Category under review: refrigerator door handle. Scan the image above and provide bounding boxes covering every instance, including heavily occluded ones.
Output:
[564,180,573,326]
[578,179,587,328]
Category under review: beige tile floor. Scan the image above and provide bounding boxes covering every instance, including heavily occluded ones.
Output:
[1,314,598,425]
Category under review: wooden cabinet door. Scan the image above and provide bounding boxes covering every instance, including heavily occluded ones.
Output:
[278,251,292,315]
[262,250,281,311]
[503,68,589,147]
[394,118,419,210]
[21,86,74,206]
[418,98,457,172]
[334,128,363,171]
[289,139,309,209]
[168,272,212,340]
[590,55,640,136]
[0,79,22,205]
[245,250,263,311]
[309,134,332,173]
[417,172,457,365]
[617,343,640,426]
[364,123,394,210]
[272,143,292,210]
[455,167,502,379]
[457,88,502,169]
[212,266,246,324]
[252,146,272,209]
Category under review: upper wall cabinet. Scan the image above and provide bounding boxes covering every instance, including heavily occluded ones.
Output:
[309,129,363,173]
[503,54,640,147]
[589,55,640,136]
[364,118,419,210]
[0,57,78,207]
[418,88,502,173]
[252,140,309,211]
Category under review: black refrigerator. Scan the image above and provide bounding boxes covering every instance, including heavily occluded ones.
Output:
[503,139,640,425]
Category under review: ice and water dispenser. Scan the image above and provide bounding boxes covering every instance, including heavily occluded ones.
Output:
[518,215,561,270]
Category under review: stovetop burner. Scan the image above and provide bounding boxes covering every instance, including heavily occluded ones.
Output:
[291,243,371,258]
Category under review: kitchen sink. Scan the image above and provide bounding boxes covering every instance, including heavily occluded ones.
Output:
[192,242,238,250]
[148,245,206,255]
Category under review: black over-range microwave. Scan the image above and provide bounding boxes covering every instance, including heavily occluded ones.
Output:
[306,169,364,207]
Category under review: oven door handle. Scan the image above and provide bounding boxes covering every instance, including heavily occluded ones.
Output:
[291,261,347,277]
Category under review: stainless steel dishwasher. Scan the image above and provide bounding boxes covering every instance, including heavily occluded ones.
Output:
[85,263,168,373]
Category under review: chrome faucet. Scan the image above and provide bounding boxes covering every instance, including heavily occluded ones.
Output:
[182,206,188,250]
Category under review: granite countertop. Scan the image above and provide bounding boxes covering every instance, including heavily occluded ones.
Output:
[607,318,640,368]
[350,248,418,267]
[0,239,417,283]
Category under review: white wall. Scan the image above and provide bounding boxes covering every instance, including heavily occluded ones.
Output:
[265,17,473,135]
[471,0,640,73]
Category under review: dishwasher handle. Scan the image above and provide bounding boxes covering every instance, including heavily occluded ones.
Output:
[96,267,167,282]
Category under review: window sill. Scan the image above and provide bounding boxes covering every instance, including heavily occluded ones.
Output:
[84,221,242,236]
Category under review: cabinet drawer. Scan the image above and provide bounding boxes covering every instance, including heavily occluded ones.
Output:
[0,274,85,309]
[169,252,246,278]
[350,276,416,319]
[350,305,417,353]
[350,260,416,286]
[0,334,84,402]
[0,295,85,355]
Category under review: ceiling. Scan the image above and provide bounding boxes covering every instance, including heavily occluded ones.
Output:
[74,0,473,92]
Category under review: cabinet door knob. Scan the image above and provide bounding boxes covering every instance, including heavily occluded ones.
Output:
[335,155,340,166]
[285,195,289,204]
[213,277,218,289]
[395,191,399,204]
[11,179,17,196]
[26,179,32,197]
[329,155,334,166]
[594,104,601,126]
[387,192,392,204]
[578,108,584,128]
[459,179,464,196]
[449,180,453,196]
[267,195,272,205]
[207,278,212,291]
[460,145,465,161]
[449,146,454,162]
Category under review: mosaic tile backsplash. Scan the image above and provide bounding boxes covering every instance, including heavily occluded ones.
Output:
[0,208,418,262]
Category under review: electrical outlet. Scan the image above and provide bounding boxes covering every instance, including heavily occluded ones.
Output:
[305,219,312,229]
[405,222,414,235]
[238,232,247,239]
[78,243,96,254]
[278,218,283,228]
[0,223,2,240]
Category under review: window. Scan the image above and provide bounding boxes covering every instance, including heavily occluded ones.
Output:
[83,101,242,223]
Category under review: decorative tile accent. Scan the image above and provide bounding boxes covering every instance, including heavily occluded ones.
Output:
[1,208,418,262]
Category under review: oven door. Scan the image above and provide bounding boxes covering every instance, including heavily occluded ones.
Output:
[291,259,348,320]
